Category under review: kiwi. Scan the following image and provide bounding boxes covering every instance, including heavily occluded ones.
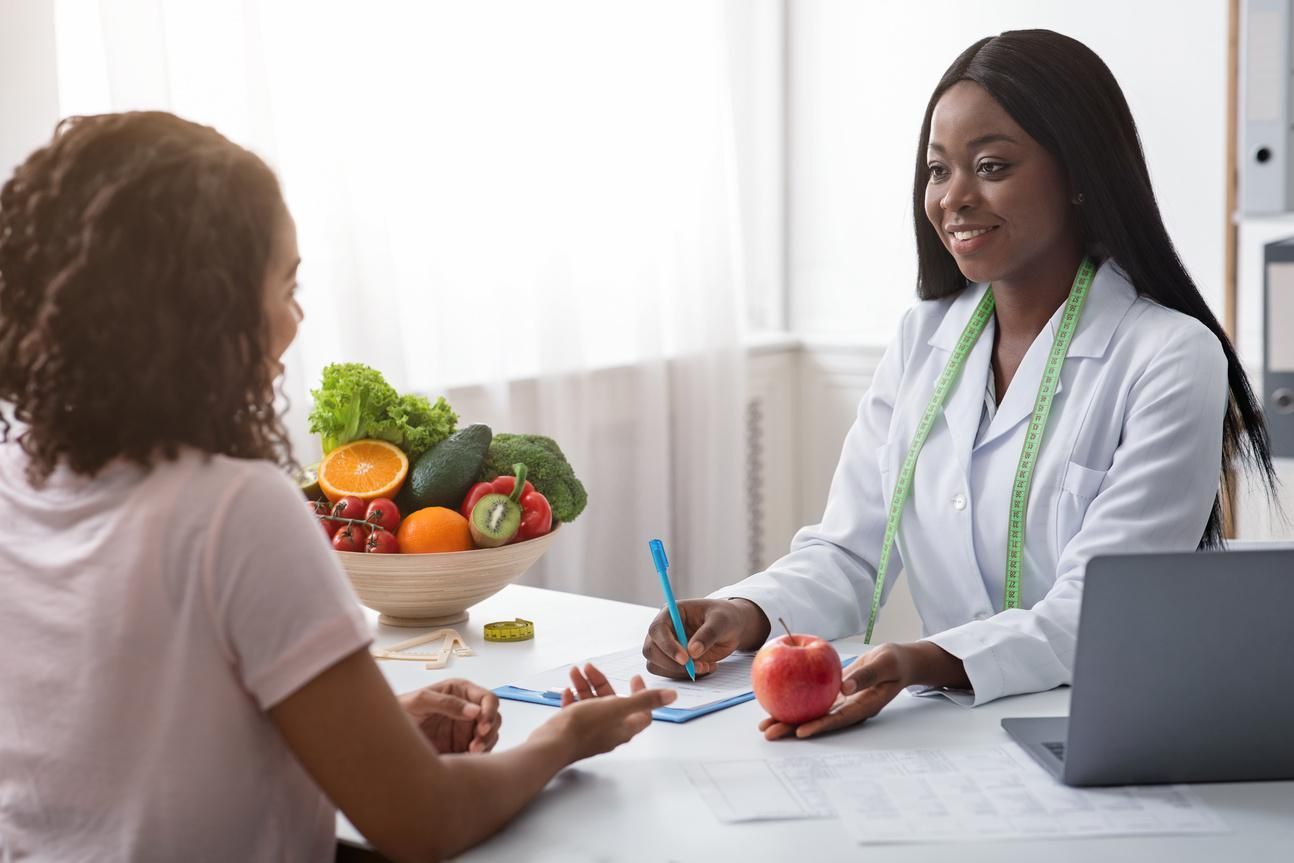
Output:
[296,463,321,500]
[470,493,521,548]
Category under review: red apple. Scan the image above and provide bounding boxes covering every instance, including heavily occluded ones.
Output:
[751,628,842,725]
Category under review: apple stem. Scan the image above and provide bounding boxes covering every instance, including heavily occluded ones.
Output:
[778,617,796,646]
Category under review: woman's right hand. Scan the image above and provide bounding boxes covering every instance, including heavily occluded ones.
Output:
[641,598,770,678]
[528,663,677,764]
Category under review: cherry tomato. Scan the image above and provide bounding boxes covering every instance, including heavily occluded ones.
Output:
[365,498,401,534]
[331,496,366,521]
[331,523,369,552]
[319,516,340,539]
[365,529,400,554]
[308,498,331,516]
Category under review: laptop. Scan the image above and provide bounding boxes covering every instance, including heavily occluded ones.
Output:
[1002,547,1294,787]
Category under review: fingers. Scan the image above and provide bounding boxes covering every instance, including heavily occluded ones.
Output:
[644,655,717,679]
[620,685,678,714]
[792,683,902,739]
[841,649,898,695]
[685,616,730,660]
[469,710,501,753]
[642,639,694,679]
[451,707,473,753]
[563,669,661,704]
[407,688,481,719]
[472,720,500,753]
[476,690,499,731]
[759,718,797,740]
[582,663,616,697]
[567,665,596,701]
[644,614,691,670]
[470,691,502,753]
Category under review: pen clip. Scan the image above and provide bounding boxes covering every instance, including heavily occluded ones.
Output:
[649,538,669,572]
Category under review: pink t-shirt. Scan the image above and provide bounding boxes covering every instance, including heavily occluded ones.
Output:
[0,444,372,861]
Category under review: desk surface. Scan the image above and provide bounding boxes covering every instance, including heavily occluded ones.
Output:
[338,585,1294,861]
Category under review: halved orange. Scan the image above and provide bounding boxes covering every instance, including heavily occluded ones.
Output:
[318,439,409,502]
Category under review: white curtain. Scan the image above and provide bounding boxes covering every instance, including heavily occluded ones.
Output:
[53,0,751,604]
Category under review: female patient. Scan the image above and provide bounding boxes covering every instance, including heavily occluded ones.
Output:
[0,111,671,862]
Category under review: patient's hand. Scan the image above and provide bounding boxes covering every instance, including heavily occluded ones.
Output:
[398,678,501,754]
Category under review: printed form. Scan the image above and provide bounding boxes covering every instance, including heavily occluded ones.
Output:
[686,745,1227,843]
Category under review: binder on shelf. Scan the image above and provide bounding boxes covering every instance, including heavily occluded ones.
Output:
[1240,0,1294,214]
[1265,237,1294,457]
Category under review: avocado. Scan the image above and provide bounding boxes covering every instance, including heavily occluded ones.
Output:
[408,423,493,509]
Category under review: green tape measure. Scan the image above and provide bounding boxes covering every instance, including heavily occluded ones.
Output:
[484,618,535,642]
[863,257,1095,643]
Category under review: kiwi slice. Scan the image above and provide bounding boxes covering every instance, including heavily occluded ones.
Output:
[468,463,528,548]
[470,493,521,548]
[296,463,322,500]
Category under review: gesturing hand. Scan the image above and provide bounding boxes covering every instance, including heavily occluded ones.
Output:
[528,662,677,764]
[398,678,501,754]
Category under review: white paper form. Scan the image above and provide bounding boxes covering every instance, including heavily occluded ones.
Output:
[687,745,1228,843]
[685,758,838,822]
[509,648,760,711]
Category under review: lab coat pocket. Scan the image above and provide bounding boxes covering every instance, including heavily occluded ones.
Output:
[1055,461,1108,549]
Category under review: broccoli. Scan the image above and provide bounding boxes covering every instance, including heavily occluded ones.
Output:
[480,434,588,523]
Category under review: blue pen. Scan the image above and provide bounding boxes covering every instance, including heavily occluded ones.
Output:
[649,538,696,681]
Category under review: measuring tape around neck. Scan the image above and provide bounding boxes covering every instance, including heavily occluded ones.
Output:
[862,257,1096,643]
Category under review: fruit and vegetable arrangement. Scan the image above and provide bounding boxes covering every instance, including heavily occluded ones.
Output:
[300,363,587,555]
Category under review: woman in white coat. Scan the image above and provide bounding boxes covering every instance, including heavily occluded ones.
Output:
[642,29,1278,737]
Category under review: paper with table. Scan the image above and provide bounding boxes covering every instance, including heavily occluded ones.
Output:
[685,745,1227,843]
[495,647,762,722]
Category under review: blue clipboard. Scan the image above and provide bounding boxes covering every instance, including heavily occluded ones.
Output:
[493,655,854,724]
[492,685,755,723]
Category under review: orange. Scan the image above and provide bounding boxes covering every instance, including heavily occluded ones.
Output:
[397,507,475,554]
[317,439,409,502]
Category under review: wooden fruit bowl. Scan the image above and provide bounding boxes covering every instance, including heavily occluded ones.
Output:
[337,526,559,628]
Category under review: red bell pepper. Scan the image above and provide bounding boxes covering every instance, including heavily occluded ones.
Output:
[460,463,553,542]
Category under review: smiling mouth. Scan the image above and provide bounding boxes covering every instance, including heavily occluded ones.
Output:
[949,226,999,241]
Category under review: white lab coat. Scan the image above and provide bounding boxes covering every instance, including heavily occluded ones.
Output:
[712,260,1227,705]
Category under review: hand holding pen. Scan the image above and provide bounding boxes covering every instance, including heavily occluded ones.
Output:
[639,594,773,681]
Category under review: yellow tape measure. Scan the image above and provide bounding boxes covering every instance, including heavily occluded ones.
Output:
[484,618,535,642]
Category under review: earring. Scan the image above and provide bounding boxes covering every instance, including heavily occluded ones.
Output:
[1072,192,1085,205]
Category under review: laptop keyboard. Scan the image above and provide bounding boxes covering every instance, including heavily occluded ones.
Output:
[1043,741,1067,762]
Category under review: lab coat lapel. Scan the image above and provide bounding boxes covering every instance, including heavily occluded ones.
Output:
[927,283,994,473]
[973,259,1138,451]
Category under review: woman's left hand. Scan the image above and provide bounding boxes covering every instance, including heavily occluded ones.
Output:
[760,642,959,740]
[398,678,501,754]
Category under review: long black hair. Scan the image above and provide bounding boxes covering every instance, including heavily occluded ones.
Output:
[912,29,1278,547]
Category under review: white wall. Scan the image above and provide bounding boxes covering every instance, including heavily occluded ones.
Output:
[0,0,60,181]
[786,0,1230,344]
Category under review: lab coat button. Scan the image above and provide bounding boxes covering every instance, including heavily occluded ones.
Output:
[951,493,967,511]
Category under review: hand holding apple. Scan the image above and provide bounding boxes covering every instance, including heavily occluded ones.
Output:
[751,619,842,726]
[757,639,971,740]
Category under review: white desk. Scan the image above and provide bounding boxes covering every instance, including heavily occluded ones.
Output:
[338,585,1294,861]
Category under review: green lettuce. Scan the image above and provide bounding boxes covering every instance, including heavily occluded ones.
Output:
[308,363,456,459]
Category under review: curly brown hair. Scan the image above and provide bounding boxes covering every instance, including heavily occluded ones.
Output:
[0,111,293,485]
